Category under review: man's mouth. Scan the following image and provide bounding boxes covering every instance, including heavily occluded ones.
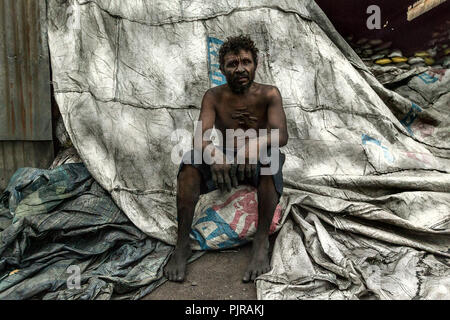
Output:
[227,73,252,93]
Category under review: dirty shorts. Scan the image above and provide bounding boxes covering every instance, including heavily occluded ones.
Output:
[177,147,286,198]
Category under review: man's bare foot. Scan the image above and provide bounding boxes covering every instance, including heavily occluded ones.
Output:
[164,244,192,282]
[242,238,271,282]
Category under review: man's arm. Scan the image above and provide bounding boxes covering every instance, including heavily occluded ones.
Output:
[243,86,288,158]
[194,89,229,162]
[193,89,216,155]
[194,90,235,191]
[264,86,289,147]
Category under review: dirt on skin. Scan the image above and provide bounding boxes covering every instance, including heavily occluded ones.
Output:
[144,235,277,300]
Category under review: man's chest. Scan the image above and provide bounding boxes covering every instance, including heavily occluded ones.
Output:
[215,97,268,129]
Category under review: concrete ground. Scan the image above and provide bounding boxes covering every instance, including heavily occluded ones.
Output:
[144,235,277,300]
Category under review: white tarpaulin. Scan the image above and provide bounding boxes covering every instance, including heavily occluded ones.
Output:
[47,0,450,299]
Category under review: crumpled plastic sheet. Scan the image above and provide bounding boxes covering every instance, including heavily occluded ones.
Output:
[47,0,450,299]
[0,164,184,300]
[368,65,428,86]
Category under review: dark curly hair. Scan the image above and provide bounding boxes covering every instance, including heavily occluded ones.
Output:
[219,35,259,71]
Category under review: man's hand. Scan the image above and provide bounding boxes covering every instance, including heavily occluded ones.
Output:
[236,138,258,181]
[210,148,239,192]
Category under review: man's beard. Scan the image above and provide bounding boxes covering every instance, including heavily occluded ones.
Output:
[227,73,254,94]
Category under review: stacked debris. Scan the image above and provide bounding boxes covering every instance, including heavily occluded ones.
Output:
[345,19,450,84]
[347,25,449,69]
[428,20,450,68]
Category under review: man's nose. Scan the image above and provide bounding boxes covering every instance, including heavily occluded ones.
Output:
[236,63,245,72]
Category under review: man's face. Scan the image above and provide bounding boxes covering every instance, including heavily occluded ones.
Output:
[221,49,256,94]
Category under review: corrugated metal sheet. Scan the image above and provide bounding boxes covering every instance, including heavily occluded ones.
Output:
[0,0,54,190]
[0,140,53,190]
[0,0,52,140]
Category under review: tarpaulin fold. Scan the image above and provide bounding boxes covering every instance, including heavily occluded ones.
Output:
[0,164,178,300]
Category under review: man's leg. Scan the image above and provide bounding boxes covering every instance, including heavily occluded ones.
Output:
[164,164,203,282]
[242,174,279,282]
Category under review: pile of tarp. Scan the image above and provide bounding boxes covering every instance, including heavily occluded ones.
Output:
[1,0,448,299]
[0,163,188,299]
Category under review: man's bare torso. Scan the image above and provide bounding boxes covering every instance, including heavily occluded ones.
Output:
[208,82,276,149]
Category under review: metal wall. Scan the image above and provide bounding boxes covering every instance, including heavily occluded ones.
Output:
[0,0,54,190]
[0,140,53,189]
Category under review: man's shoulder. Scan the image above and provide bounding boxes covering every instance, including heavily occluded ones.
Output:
[203,85,226,99]
[207,83,229,93]
[201,86,223,109]
[255,83,281,98]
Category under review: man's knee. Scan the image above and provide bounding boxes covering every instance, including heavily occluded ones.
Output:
[177,164,206,197]
[178,164,201,183]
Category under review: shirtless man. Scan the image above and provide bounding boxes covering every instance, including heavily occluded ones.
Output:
[164,35,288,283]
